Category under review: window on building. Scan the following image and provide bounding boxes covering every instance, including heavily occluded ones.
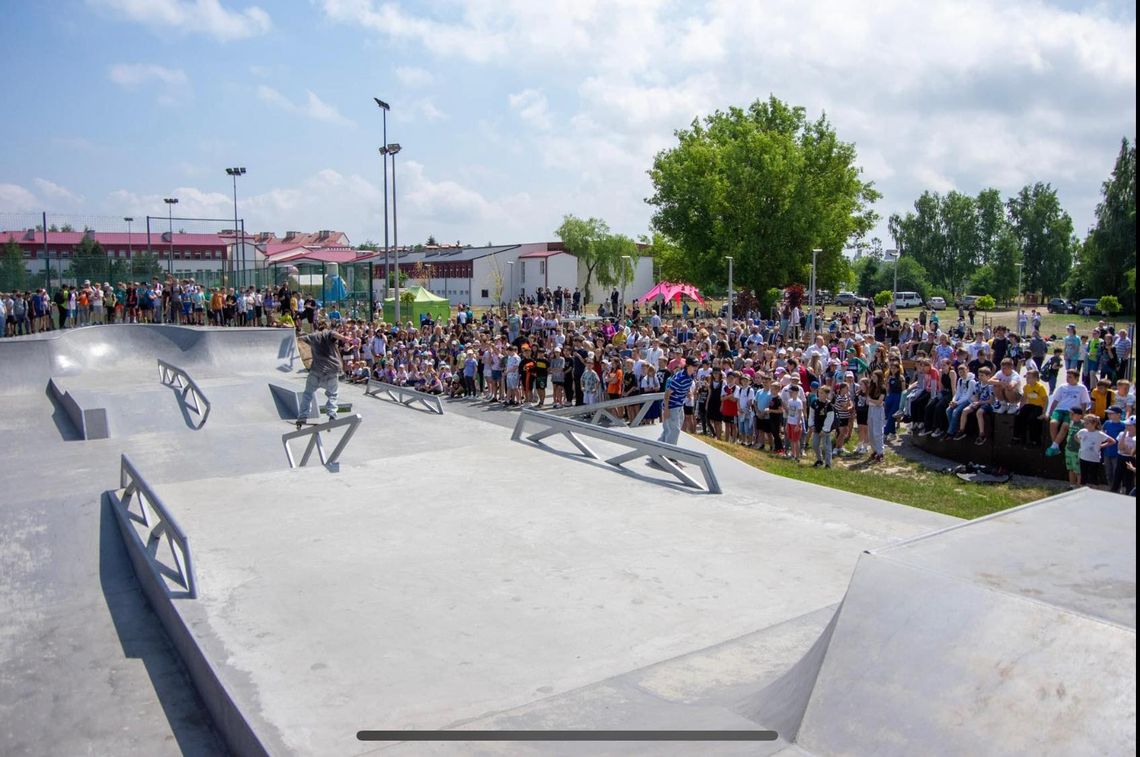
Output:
[520,263,526,283]
[540,260,546,275]
[481,289,489,298]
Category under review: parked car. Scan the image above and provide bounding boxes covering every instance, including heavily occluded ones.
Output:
[955,294,981,309]
[835,291,871,307]
[893,291,924,309]
[926,296,947,310]
[1047,297,1072,314]
[814,289,833,305]
[1074,298,1101,315]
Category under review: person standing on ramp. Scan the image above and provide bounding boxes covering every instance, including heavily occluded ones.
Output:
[296,321,351,427]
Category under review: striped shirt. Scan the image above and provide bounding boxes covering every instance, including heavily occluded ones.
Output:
[665,372,693,409]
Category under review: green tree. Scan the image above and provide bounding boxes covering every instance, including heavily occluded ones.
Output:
[968,265,998,300]
[592,233,638,291]
[1007,182,1074,297]
[554,215,612,304]
[0,237,28,291]
[1072,139,1136,311]
[127,252,163,282]
[976,295,996,311]
[874,290,892,307]
[68,236,109,283]
[646,96,879,296]
[874,256,930,298]
[989,230,1022,304]
[855,257,879,297]
[975,187,1007,265]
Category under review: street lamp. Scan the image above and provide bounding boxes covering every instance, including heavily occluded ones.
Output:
[507,261,514,306]
[163,198,178,278]
[810,248,821,338]
[620,254,632,314]
[226,167,246,288]
[374,98,391,306]
[384,142,402,324]
[1015,262,1024,310]
[124,217,133,283]
[724,256,734,323]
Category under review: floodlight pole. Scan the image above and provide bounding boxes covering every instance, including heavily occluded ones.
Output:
[810,248,821,339]
[226,167,246,288]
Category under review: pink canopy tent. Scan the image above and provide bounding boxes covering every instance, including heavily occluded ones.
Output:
[638,281,706,304]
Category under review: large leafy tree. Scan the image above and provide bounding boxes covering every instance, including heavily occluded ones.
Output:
[1070,138,1135,310]
[554,215,633,303]
[1007,182,1074,297]
[1,237,28,291]
[646,96,878,295]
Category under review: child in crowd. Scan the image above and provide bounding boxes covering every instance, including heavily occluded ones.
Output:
[811,385,836,468]
[1046,370,1091,457]
[1064,409,1086,486]
[1076,414,1115,488]
[1101,406,1126,490]
[1113,415,1136,495]
[1012,369,1049,446]
[1090,379,1115,419]
[784,383,805,462]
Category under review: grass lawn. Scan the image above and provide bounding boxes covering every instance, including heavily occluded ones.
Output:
[705,436,1057,520]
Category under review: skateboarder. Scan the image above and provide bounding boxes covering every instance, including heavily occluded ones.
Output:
[296,321,351,427]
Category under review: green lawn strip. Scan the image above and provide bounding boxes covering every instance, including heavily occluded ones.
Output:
[705,438,1054,520]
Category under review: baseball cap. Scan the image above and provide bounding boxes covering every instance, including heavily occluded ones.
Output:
[810,381,820,388]
[685,357,698,367]
[1107,406,1123,415]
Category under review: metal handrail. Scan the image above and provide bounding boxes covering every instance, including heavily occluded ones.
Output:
[282,413,363,468]
[511,409,721,494]
[363,379,444,415]
[157,358,211,428]
[545,392,664,428]
[115,454,197,598]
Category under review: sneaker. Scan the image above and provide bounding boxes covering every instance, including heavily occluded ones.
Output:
[892,410,905,420]
[813,460,823,467]
[952,433,967,441]
[1045,446,1060,457]
[974,436,986,445]
[1005,403,1020,414]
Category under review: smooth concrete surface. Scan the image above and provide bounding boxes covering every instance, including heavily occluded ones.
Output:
[2,326,1134,756]
[795,492,1136,757]
[147,393,957,755]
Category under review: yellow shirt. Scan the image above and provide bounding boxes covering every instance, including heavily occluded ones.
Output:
[1091,388,1114,418]
[1022,382,1048,409]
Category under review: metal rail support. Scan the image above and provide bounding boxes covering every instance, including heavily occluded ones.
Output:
[157,358,211,429]
[113,454,198,598]
[511,409,721,494]
[363,379,444,415]
[281,413,363,469]
[544,392,664,428]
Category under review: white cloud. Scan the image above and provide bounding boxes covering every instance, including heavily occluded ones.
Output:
[320,0,1135,243]
[108,63,191,105]
[509,89,552,130]
[33,179,85,206]
[90,0,271,41]
[257,86,355,127]
[0,184,41,212]
[395,66,434,88]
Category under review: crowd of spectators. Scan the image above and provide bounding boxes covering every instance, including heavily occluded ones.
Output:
[6,281,1134,494]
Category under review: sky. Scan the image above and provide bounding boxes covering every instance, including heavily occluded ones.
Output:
[0,0,1135,250]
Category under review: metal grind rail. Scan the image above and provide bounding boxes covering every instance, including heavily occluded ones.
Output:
[543,392,665,428]
[281,413,363,469]
[157,358,211,429]
[112,454,198,598]
[363,379,445,415]
[511,409,721,494]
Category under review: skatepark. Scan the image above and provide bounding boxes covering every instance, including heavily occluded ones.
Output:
[0,325,1134,756]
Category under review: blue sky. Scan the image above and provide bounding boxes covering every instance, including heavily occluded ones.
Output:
[0,0,1135,249]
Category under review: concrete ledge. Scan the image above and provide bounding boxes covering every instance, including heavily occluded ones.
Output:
[105,490,272,757]
[910,412,1067,479]
[48,377,109,439]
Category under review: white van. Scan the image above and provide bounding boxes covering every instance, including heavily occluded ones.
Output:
[894,291,923,308]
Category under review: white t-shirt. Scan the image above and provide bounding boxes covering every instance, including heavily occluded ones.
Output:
[785,397,804,425]
[993,369,1022,390]
[1050,382,1091,412]
[1077,429,1111,462]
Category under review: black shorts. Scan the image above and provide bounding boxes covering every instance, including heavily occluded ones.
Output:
[856,407,869,425]
[683,405,694,416]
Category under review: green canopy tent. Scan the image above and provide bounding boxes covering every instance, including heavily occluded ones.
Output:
[382,285,451,326]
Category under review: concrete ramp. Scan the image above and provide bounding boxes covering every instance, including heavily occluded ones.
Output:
[0,325,300,393]
[749,490,1136,756]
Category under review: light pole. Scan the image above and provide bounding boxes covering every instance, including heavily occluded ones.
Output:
[226,167,246,288]
[724,256,733,323]
[810,248,821,338]
[386,142,402,325]
[507,261,514,306]
[163,198,178,278]
[620,254,632,315]
[374,98,391,304]
[1015,262,1024,310]
[124,217,133,282]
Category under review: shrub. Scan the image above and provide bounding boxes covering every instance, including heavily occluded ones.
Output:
[976,295,996,311]
[760,287,782,314]
[874,290,893,307]
[1097,295,1121,316]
